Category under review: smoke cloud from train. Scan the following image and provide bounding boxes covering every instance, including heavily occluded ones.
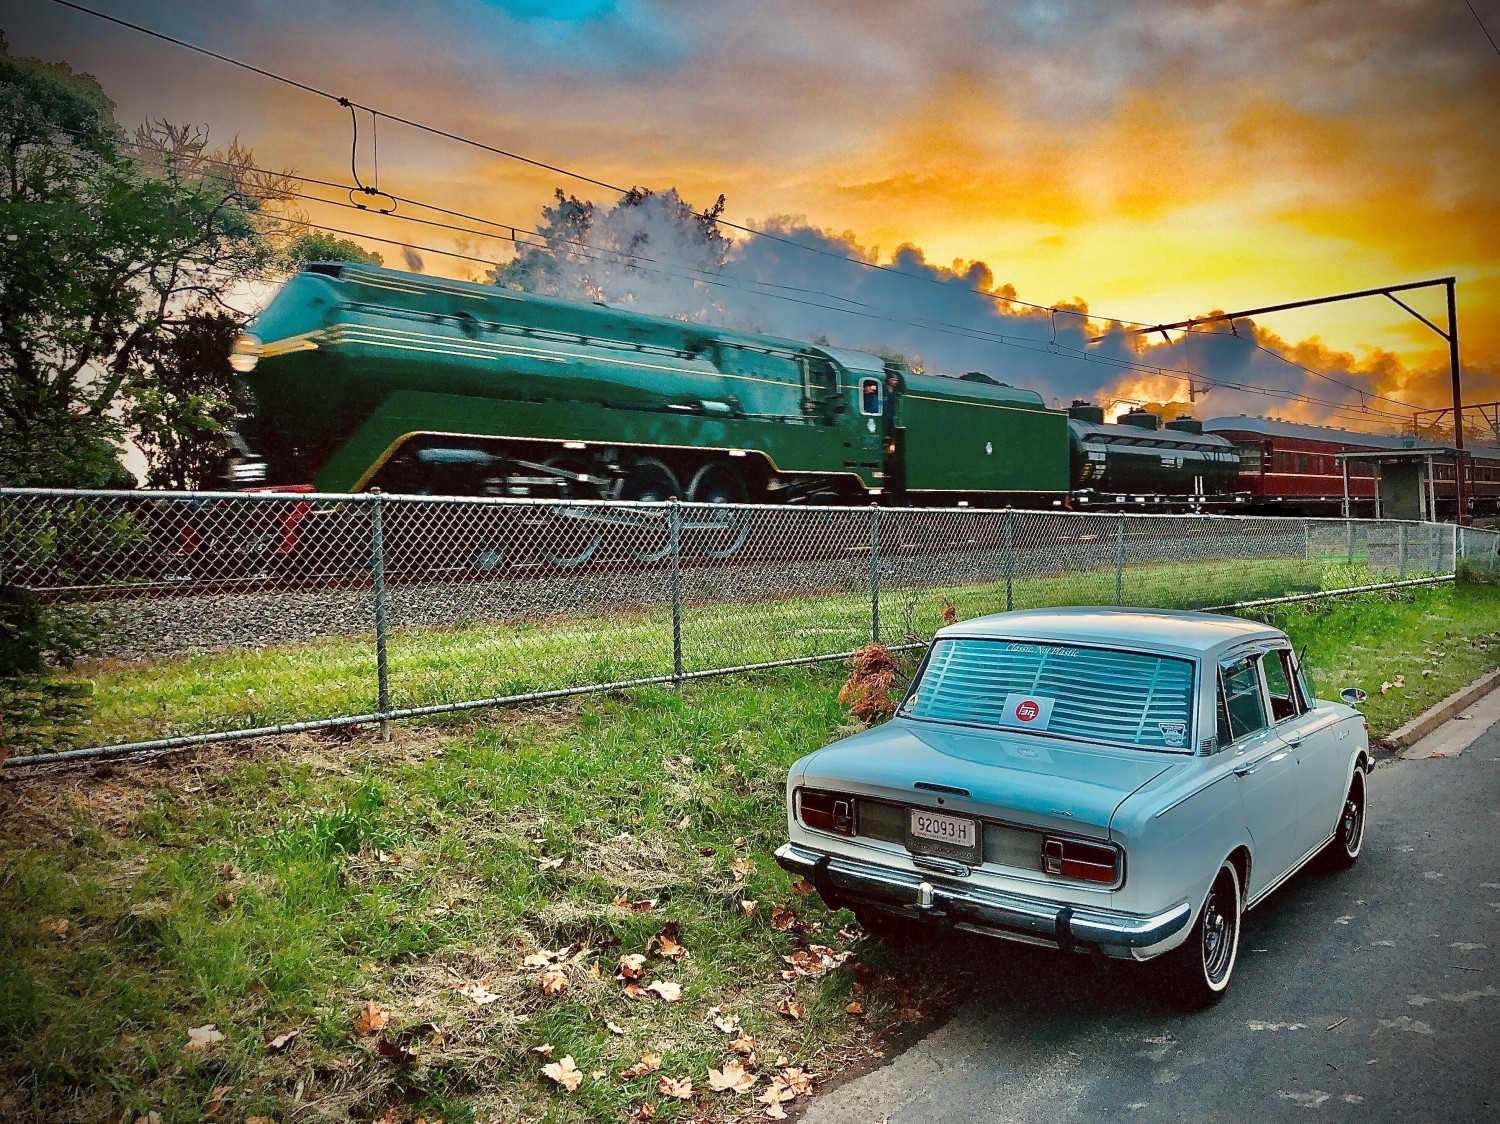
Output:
[494,193,1486,434]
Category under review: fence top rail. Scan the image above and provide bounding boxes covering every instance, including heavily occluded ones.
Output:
[0,487,1471,528]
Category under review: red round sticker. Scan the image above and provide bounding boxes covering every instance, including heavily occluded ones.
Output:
[1015,700,1040,722]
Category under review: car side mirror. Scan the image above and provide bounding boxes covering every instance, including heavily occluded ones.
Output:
[1339,687,1368,706]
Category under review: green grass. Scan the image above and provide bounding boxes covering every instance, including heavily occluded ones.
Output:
[66,555,1346,749]
[2,581,1498,1122]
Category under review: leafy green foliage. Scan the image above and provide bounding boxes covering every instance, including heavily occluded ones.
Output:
[276,230,384,272]
[0,39,292,487]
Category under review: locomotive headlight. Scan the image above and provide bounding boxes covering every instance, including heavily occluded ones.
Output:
[229,331,262,373]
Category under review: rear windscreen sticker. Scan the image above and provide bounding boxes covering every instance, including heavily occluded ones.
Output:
[999,693,1056,731]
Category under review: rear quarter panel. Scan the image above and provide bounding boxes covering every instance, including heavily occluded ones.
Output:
[1110,759,1249,920]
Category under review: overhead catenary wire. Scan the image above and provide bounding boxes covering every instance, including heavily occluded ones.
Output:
[6,109,1418,428]
[49,0,1235,335]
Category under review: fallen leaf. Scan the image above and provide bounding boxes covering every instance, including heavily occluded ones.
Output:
[790,878,815,896]
[533,1043,555,1057]
[779,1068,813,1095]
[657,1075,694,1100]
[645,979,682,1002]
[620,1052,663,1079]
[623,982,647,1000]
[770,905,805,932]
[185,1024,225,1050]
[375,1034,417,1063]
[765,1105,787,1120]
[647,922,688,961]
[731,856,755,881]
[201,1085,232,1118]
[214,891,235,911]
[708,1060,758,1093]
[458,978,501,1005]
[734,837,748,849]
[618,953,648,981]
[39,917,68,938]
[217,862,241,881]
[730,1031,756,1056]
[720,763,736,775]
[739,900,759,916]
[354,1001,389,1035]
[266,1028,301,1053]
[1394,674,1406,688]
[846,1001,865,1016]
[539,968,570,996]
[523,948,565,968]
[612,895,656,912]
[606,1020,626,1035]
[698,846,718,856]
[542,1055,584,1091]
[537,855,564,870]
[627,1104,656,1122]
[712,1011,741,1033]
[775,996,804,1021]
[677,815,692,830]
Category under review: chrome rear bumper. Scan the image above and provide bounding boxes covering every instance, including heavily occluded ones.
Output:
[775,841,1192,960]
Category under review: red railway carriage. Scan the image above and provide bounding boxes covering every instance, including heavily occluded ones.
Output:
[1203,417,1500,517]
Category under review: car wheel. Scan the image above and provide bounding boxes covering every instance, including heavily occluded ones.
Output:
[1325,770,1366,869]
[1157,862,1242,1008]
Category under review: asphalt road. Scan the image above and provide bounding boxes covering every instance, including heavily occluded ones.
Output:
[804,719,1500,1123]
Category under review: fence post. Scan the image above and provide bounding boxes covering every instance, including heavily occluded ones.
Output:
[1397,522,1407,577]
[1453,521,1461,572]
[1114,514,1126,605]
[870,504,881,645]
[370,493,391,742]
[669,499,683,681]
[1004,507,1014,612]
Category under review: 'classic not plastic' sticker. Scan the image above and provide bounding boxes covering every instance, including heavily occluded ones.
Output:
[999,693,1056,731]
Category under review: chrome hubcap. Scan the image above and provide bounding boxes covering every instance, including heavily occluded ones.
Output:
[1201,882,1235,984]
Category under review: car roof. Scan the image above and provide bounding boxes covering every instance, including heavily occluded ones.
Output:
[934,606,1284,658]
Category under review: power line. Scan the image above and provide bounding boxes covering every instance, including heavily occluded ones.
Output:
[1465,0,1500,57]
[4,116,1417,427]
[48,0,1224,335]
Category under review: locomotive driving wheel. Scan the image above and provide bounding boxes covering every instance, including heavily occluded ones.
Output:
[616,458,683,563]
[686,462,752,559]
[539,454,603,567]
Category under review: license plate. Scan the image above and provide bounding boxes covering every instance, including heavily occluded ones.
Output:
[908,808,979,853]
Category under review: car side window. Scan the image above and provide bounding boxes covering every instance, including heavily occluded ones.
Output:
[1218,655,1268,747]
[1262,649,1306,723]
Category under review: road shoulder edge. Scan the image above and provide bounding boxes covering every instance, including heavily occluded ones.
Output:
[1379,667,1500,753]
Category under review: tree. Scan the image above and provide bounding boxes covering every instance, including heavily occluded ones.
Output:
[492,186,731,320]
[0,38,288,487]
[277,230,383,272]
[124,307,247,489]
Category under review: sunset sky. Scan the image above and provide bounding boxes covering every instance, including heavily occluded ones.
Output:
[6,0,1498,431]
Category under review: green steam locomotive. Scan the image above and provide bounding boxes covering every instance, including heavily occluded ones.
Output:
[229,263,1242,508]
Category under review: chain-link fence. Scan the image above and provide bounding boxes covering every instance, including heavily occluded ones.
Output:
[1,487,1490,766]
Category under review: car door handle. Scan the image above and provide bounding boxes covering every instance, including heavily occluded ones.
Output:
[1233,761,1260,777]
[1283,737,1304,749]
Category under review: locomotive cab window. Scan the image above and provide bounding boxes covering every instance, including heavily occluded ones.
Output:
[859,377,883,417]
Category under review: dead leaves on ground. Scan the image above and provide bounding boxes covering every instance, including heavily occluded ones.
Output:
[353,1001,389,1036]
[619,1052,663,1080]
[185,1023,224,1051]
[656,1075,694,1100]
[541,1054,584,1091]
[646,921,688,961]
[708,1060,758,1094]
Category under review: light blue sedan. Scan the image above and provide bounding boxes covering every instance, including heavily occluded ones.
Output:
[775,607,1371,1006]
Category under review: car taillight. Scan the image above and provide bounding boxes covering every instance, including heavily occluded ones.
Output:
[797,789,855,835]
[1042,837,1119,884]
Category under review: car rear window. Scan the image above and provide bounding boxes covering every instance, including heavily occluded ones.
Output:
[900,638,1196,750]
